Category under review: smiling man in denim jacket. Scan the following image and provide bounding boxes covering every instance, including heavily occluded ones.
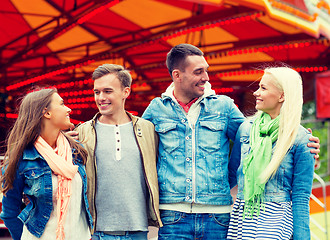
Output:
[142,43,320,240]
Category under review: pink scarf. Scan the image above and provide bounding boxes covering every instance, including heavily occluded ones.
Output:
[34,132,78,240]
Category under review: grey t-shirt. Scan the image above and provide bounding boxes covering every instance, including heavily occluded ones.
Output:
[95,120,148,231]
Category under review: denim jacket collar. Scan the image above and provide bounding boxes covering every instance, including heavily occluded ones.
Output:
[22,145,45,161]
[22,142,83,164]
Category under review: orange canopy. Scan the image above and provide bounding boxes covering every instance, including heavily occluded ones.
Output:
[0,0,329,121]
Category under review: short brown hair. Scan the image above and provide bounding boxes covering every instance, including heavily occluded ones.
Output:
[92,64,132,88]
[166,44,203,78]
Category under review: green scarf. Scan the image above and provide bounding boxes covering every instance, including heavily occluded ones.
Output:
[243,112,280,218]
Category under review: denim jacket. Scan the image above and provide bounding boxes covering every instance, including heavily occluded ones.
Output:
[142,83,245,206]
[0,145,93,240]
[230,118,315,240]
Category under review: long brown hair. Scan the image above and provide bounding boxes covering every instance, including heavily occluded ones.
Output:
[1,88,87,193]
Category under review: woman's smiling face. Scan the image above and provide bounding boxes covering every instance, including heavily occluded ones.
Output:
[253,73,284,119]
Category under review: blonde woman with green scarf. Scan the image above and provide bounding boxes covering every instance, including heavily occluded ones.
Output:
[227,67,315,240]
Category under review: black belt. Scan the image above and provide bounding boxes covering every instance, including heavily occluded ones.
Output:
[103,231,126,236]
[103,231,142,236]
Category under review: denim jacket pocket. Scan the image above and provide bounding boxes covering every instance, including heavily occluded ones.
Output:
[198,121,225,153]
[240,136,250,155]
[23,168,45,196]
[155,122,179,154]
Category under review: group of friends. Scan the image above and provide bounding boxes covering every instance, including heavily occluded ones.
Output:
[0,43,320,240]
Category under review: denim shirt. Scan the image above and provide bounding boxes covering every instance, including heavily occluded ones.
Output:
[0,145,93,240]
[142,88,245,206]
[230,119,315,240]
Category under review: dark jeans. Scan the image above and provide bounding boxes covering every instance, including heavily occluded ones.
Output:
[158,210,230,240]
[92,231,148,240]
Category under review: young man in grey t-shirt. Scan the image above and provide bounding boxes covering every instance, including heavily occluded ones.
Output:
[71,64,162,240]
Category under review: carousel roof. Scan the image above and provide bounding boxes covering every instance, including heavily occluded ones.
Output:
[0,0,330,123]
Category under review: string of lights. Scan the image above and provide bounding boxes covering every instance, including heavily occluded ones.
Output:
[5,10,330,92]
[217,66,328,78]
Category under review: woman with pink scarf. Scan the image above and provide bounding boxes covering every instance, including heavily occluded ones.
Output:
[0,88,93,240]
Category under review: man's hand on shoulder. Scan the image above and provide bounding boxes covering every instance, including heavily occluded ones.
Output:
[66,123,79,140]
[307,128,320,163]
[66,130,79,140]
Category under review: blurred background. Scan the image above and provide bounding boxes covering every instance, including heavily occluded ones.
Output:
[0,0,330,239]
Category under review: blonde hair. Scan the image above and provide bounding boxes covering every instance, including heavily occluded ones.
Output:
[259,67,303,183]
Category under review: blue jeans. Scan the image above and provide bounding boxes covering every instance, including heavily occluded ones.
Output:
[158,210,230,240]
[92,231,148,240]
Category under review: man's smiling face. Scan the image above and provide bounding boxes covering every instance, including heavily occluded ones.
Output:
[93,73,128,118]
[176,55,209,102]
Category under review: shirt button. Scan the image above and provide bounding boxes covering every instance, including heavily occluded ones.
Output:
[186,158,190,162]
[186,179,191,182]
[186,136,189,140]
[185,196,190,200]
[181,119,186,123]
